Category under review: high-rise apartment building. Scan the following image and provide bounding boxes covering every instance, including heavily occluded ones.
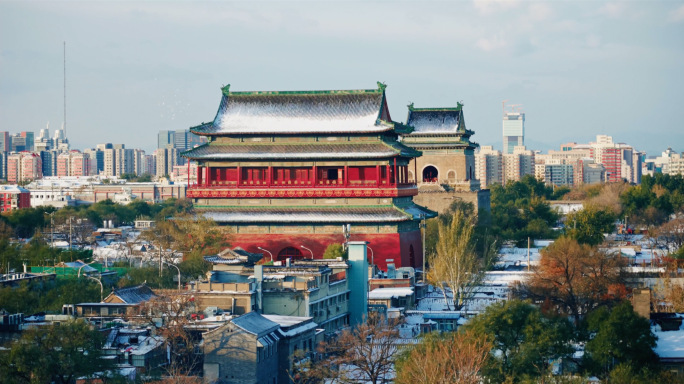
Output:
[475,145,503,188]
[503,111,525,154]
[56,151,90,177]
[53,127,70,151]
[7,152,42,183]
[20,132,34,151]
[35,127,52,152]
[541,159,574,187]
[0,132,9,152]
[143,154,156,176]
[10,134,27,152]
[155,147,179,178]
[100,144,134,177]
[39,150,59,177]
[158,130,207,154]
[503,145,535,185]
[584,135,643,183]
[0,152,7,181]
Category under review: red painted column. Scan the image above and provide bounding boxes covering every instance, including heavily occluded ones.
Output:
[376,165,380,187]
[313,165,317,187]
[207,167,212,186]
[344,165,348,187]
[393,158,397,186]
[237,166,241,187]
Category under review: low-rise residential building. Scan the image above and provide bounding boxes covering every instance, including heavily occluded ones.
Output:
[0,185,30,212]
[203,311,281,384]
[195,250,351,336]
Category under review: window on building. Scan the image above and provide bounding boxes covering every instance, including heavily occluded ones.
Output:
[277,246,303,261]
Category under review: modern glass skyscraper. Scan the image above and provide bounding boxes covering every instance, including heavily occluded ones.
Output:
[503,112,525,154]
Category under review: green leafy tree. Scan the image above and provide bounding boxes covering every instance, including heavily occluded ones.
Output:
[322,243,346,260]
[565,206,617,246]
[428,210,497,310]
[463,300,574,383]
[488,176,562,245]
[584,301,658,378]
[0,279,102,314]
[3,320,115,384]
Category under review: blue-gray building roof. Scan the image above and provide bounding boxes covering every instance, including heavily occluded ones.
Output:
[231,312,280,336]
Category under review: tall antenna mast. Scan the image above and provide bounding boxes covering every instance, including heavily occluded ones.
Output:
[63,41,66,137]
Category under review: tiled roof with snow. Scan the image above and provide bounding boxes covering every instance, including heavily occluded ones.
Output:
[199,205,434,224]
[405,106,464,134]
[109,284,156,304]
[231,312,280,336]
[190,84,404,135]
[183,141,419,160]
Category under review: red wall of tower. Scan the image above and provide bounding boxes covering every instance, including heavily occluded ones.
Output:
[227,230,423,271]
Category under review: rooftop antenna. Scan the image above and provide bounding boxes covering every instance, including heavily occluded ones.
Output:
[63,41,66,138]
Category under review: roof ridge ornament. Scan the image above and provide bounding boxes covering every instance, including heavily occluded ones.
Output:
[221,84,231,95]
[407,102,415,111]
[377,81,387,92]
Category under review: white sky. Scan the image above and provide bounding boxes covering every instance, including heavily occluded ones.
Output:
[1,0,683,155]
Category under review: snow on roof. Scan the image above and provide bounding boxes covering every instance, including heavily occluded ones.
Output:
[195,86,394,135]
[129,335,164,355]
[655,328,684,358]
[369,288,414,300]
[109,284,156,304]
[231,311,280,336]
[262,314,312,328]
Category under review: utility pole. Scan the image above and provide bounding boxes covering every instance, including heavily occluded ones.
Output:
[421,214,426,283]
[527,237,531,272]
[63,41,67,137]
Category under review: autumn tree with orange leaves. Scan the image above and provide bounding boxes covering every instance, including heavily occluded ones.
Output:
[521,237,627,324]
[394,329,491,384]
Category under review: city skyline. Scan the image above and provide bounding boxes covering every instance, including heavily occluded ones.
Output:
[1,1,683,155]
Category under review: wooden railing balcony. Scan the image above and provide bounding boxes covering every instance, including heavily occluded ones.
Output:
[186,180,418,199]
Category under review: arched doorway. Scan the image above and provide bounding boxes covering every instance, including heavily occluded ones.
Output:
[422,166,438,183]
[278,246,303,261]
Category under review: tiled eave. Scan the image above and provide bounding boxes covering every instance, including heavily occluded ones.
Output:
[182,142,421,160]
[198,205,434,224]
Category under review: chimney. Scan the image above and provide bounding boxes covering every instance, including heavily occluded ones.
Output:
[254,265,264,314]
[347,241,369,327]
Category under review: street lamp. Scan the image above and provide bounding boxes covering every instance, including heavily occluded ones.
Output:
[86,275,104,302]
[78,260,99,278]
[300,245,314,258]
[163,260,182,291]
[257,247,273,262]
[367,245,374,268]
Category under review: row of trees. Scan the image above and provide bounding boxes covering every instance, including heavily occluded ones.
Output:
[0,198,194,240]
[292,298,665,383]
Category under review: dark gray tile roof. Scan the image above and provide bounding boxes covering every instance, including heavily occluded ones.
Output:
[231,311,280,336]
[191,86,397,135]
[406,108,464,134]
[110,284,156,304]
[198,204,435,224]
[204,247,263,265]
[182,141,419,160]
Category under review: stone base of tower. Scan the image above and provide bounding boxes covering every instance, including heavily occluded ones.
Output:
[226,230,422,272]
[414,188,491,215]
